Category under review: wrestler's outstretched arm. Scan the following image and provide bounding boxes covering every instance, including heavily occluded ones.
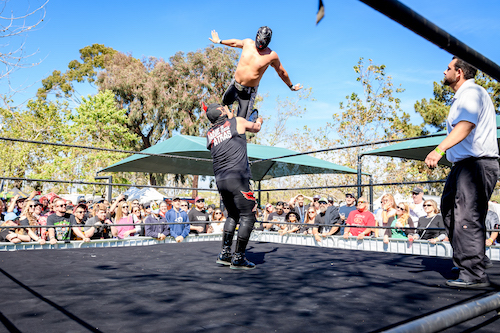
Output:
[236,117,263,134]
[209,30,244,48]
[271,57,303,91]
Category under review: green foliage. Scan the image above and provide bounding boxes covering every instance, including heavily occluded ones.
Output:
[414,71,500,132]
[35,43,240,186]
[37,44,117,100]
[0,99,70,180]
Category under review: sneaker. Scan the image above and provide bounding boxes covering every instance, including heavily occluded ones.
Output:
[230,252,256,270]
[445,278,490,289]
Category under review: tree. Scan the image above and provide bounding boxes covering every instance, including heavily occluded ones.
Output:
[37,43,117,102]
[37,44,240,186]
[51,90,140,186]
[0,0,48,80]
[414,71,500,132]
[0,98,70,184]
[1,0,49,108]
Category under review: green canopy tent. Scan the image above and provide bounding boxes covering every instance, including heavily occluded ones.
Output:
[99,135,360,202]
[362,115,500,167]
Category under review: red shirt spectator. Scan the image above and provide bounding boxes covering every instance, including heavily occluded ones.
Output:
[343,197,375,239]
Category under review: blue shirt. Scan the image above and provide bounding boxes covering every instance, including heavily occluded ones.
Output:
[165,208,190,238]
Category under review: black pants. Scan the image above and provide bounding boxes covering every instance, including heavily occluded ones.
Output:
[441,157,499,282]
[222,79,258,120]
[217,178,256,241]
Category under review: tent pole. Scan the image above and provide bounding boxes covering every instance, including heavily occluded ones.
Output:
[95,175,113,203]
[258,181,261,208]
[357,154,363,198]
[369,175,374,211]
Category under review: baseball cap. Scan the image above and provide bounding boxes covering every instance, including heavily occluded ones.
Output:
[4,212,19,222]
[206,103,224,123]
[318,197,328,204]
[412,187,423,194]
[345,193,354,198]
[195,196,204,202]
[313,194,321,200]
[328,196,334,202]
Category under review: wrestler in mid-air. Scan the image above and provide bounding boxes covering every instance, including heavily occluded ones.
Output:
[209,26,303,121]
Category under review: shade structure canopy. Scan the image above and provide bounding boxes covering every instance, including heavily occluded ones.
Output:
[363,116,500,167]
[98,135,359,181]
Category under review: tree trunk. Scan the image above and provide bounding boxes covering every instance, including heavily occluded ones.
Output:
[192,175,198,199]
[149,173,157,186]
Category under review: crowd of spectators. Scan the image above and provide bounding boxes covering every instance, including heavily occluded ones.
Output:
[0,191,227,245]
[1,187,499,249]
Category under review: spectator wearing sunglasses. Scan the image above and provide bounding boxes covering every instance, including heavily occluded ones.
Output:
[343,197,375,240]
[409,199,446,244]
[383,202,414,244]
[70,203,91,242]
[47,198,72,245]
[111,201,140,239]
[209,208,226,234]
[263,201,287,231]
[188,196,209,234]
[409,187,426,226]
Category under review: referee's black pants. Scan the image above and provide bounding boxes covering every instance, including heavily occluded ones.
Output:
[441,157,499,282]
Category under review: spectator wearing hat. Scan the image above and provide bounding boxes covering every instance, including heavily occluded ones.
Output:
[188,196,209,234]
[317,197,342,238]
[279,211,301,235]
[1,213,31,243]
[311,194,321,212]
[145,209,170,240]
[339,193,357,236]
[143,202,152,218]
[47,198,72,245]
[165,197,190,243]
[39,196,49,214]
[85,203,113,239]
[327,197,335,207]
[409,187,426,226]
[7,194,24,216]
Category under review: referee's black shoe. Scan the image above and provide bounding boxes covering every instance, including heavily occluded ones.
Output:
[230,253,256,270]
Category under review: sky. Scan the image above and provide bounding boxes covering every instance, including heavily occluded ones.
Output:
[4,0,500,137]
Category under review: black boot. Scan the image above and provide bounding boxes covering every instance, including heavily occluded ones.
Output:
[216,232,234,265]
[230,238,255,270]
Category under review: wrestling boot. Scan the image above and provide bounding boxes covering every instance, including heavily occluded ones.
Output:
[230,238,255,270]
[216,231,234,266]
